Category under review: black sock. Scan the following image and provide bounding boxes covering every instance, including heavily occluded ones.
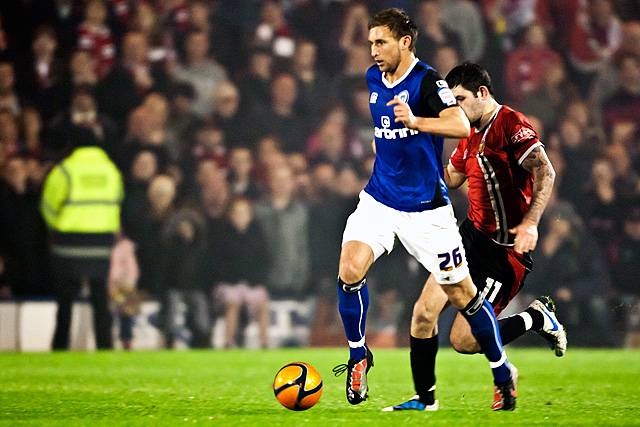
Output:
[410,335,438,405]
[498,307,545,345]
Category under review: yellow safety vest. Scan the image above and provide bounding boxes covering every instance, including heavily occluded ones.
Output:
[41,147,123,234]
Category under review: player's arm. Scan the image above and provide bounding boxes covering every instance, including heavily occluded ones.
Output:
[509,146,556,253]
[387,98,470,138]
[386,70,470,138]
[444,163,467,189]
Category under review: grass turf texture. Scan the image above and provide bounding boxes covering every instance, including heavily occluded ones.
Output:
[1,348,638,426]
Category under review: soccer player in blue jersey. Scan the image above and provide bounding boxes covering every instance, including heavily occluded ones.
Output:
[333,8,516,410]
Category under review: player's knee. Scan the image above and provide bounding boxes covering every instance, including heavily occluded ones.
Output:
[338,261,366,286]
[412,301,438,330]
[443,279,477,310]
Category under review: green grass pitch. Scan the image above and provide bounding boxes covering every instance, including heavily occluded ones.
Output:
[1,348,639,426]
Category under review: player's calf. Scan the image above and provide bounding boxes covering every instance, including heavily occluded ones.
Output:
[449,317,481,354]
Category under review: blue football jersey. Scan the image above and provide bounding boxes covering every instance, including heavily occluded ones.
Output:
[364,58,457,212]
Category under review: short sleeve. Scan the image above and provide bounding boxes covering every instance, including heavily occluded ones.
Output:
[449,138,468,173]
[508,113,543,165]
[420,69,457,117]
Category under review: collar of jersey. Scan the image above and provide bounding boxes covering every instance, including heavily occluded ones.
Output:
[382,57,420,88]
[476,104,503,133]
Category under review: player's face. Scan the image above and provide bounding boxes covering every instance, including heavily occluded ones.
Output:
[451,85,484,126]
[369,26,402,73]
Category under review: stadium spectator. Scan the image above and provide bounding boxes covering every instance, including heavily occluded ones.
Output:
[0,109,20,159]
[589,21,640,126]
[164,0,191,56]
[46,86,118,161]
[191,124,226,170]
[0,61,21,116]
[211,81,260,149]
[227,146,260,200]
[555,118,601,208]
[602,53,640,133]
[0,156,50,297]
[254,165,309,299]
[606,142,640,200]
[335,44,372,102]
[77,0,115,79]
[292,39,330,117]
[96,31,169,128]
[41,125,123,350]
[581,157,622,258]
[415,0,462,64]
[20,26,66,122]
[238,48,273,114]
[121,149,159,240]
[307,161,357,288]
[288,152,311,200]
[172,29,227,118]
[504,23,563,103]
[518,59,579,131]
[166,82,201,158]
[108,236,140,350]
[213,197,270,348]
[611,200,640,346]
[129,174,176,296]
[346,81,375,160]
[187,0,236,73]
[260,72,308,153]
[128,3,168,64]
[306,104,352,165]
[253,0,296,59]
[530,202,613,346]
[159,205,211,348]
[482,0,548,49]
[431,45,460,79]
[440,0,486,62]
[339,2,369,53]
[20,106,44,158]
[66,50,99,94]
[119,103,171,174]
[569,0,622,89]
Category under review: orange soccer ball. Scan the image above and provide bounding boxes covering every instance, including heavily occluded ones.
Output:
[273,362,323,411]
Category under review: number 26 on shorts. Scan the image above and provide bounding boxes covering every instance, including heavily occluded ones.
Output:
[438,247,463,272]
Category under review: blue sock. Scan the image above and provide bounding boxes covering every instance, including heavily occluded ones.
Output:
[337,277,368,360]
[462,297,511,384]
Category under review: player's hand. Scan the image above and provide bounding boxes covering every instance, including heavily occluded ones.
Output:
[509,221,538,254]
[386,96,418,129]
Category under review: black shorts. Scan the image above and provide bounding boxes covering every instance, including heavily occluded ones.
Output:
[459,218,533,315]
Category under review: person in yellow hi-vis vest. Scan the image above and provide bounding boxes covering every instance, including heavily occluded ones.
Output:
[41,125,123,350]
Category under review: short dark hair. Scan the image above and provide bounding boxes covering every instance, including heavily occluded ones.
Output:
[369,8,418,51]
[445,62,494,96]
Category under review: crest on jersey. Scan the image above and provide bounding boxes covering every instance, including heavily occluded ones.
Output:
[370,92,378,104]
[397,90,409,103]
[381,116,391,128]
[511,127,536,144]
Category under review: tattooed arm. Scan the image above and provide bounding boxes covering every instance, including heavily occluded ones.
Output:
[509,146,556,254]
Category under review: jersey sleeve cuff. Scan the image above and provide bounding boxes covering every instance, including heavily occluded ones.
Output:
[517,141,543,166]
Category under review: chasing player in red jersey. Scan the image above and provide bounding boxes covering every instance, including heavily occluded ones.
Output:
[384,62,567,412]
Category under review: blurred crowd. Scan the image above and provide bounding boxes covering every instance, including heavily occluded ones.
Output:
[0,0,639,348]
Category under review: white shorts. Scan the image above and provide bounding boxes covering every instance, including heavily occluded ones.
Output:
[342,191,470,285]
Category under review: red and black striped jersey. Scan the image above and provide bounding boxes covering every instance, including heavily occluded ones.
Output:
[449,105,541,245]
